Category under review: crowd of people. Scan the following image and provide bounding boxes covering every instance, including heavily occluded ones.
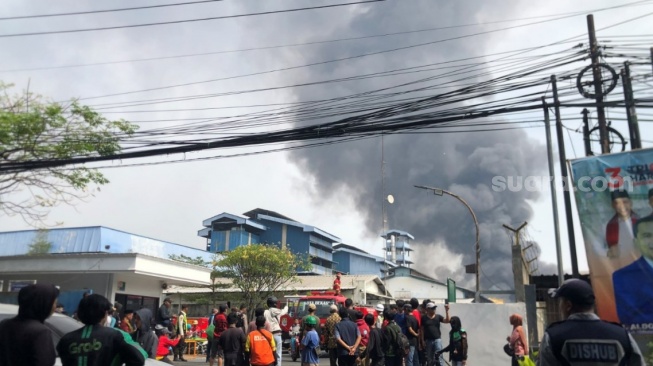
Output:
[0,278,648,366]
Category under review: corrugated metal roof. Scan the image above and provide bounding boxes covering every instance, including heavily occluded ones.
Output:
[0,226,214,263]
[381,230,415,240]
[164,274,383,294]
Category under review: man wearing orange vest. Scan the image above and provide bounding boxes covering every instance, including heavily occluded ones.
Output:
[246,316,277,366]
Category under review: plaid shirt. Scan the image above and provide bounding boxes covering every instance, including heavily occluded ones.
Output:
[325,313,341,349]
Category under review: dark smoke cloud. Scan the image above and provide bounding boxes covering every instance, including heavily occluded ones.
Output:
[235,1,550,289]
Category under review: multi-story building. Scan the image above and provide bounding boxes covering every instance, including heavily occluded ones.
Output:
[333,243,396,277]
[381,229,414,267]
[198,208,340,275]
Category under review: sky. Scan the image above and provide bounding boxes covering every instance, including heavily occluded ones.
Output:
[1,0,652,290]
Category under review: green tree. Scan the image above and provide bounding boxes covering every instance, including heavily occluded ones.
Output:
[27,228,51,255]
[0,83,137,225]
[169,253,231,307]
[216,244,311,314]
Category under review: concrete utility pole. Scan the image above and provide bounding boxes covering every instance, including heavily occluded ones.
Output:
[503,222,528,302]
[552,75,580,277]
[621,62,642,149]
[542,97,565,287]
[587,14,610,154]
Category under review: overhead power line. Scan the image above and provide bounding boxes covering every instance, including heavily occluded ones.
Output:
[0,0,385,38]
[0,0,222,21]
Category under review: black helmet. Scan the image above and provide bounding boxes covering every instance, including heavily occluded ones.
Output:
[267,296,278,307]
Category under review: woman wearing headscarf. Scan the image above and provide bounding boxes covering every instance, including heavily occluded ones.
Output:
[507,314,528,366]
[435,316,467,366]
[0,283,60,366]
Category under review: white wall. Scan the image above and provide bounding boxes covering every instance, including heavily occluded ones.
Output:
[111,273,167,304]
[443,302,528,366]
[384,276,468,301]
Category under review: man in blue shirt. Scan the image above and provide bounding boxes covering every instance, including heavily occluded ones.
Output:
[301,315,320,366]
[613,216,653,326]
[335,307,361,366]
[394,300,407,336]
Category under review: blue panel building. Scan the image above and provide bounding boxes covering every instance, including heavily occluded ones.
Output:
[333,243,393,277]
[198,208,340,275]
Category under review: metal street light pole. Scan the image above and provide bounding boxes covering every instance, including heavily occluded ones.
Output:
[415,185,481,302]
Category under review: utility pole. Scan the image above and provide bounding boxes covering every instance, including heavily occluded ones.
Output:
[552,75,580,277]
[581,109,592,156]
[621,62,642,149]
[503,222,528,301]
[542,97,565,286]
[587,14,610,154]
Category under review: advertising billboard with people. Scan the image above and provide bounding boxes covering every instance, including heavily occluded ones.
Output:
[570,148,653,357]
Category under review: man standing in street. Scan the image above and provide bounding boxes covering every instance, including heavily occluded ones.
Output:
[220,313,247,366]
[210,305,229,366]
[419,302,450,366]
[207,308,219,363]
[325,304,341,366]
[335,307,361,366]
[246,316,277,366]
[174,304,189,362]
[382,311,403,366]
[374,304,384,330]
[404,304,420,366]
[538,279,645,366]
[264,297,288,366]
[157,298,172,331]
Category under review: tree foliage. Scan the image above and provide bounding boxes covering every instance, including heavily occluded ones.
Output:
[27,228,51,255]
[217,244,311,313]
[0,83,137,225]
[168,253,231,307]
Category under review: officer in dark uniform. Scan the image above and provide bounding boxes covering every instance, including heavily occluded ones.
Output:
[538,279,645,366]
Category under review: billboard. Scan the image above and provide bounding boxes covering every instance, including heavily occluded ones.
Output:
[570,148,653,355]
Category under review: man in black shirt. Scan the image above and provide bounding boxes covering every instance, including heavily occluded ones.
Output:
[57,294,145,366]
[404,304,420,366]
[219,313,247,366]
[419,302,450,366]
[345,298,358,322]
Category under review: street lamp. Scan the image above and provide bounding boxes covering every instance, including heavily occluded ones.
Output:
[414,185,481,303]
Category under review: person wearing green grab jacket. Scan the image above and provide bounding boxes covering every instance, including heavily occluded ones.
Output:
[57,294,146,366]
[435,316,467,366]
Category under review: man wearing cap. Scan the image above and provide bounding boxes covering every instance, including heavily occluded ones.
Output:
[325,304,341,366]
[300,315,320,366]
[419,302,450,366]
[374,304,384,329]
[612,216,653,326]
[539,279,645,366]
[605,189,639,263]
[300,303,319,345]
[158,298,173,331]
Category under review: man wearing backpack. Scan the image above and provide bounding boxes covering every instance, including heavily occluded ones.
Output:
[382,311,404,366]
[206,308,218,363]
[419,303,450,366]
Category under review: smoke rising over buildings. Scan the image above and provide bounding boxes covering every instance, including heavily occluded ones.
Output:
[236,0,555,289]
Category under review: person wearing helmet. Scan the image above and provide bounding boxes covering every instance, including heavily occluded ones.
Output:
[301,315,320,366]
[264,296,288,366]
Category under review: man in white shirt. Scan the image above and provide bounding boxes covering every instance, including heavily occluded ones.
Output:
[263,297,288,366]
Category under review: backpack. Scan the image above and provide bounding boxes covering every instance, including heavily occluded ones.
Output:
[383,323,409,357]
[396,332,410,358]
[236,313,245,329]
